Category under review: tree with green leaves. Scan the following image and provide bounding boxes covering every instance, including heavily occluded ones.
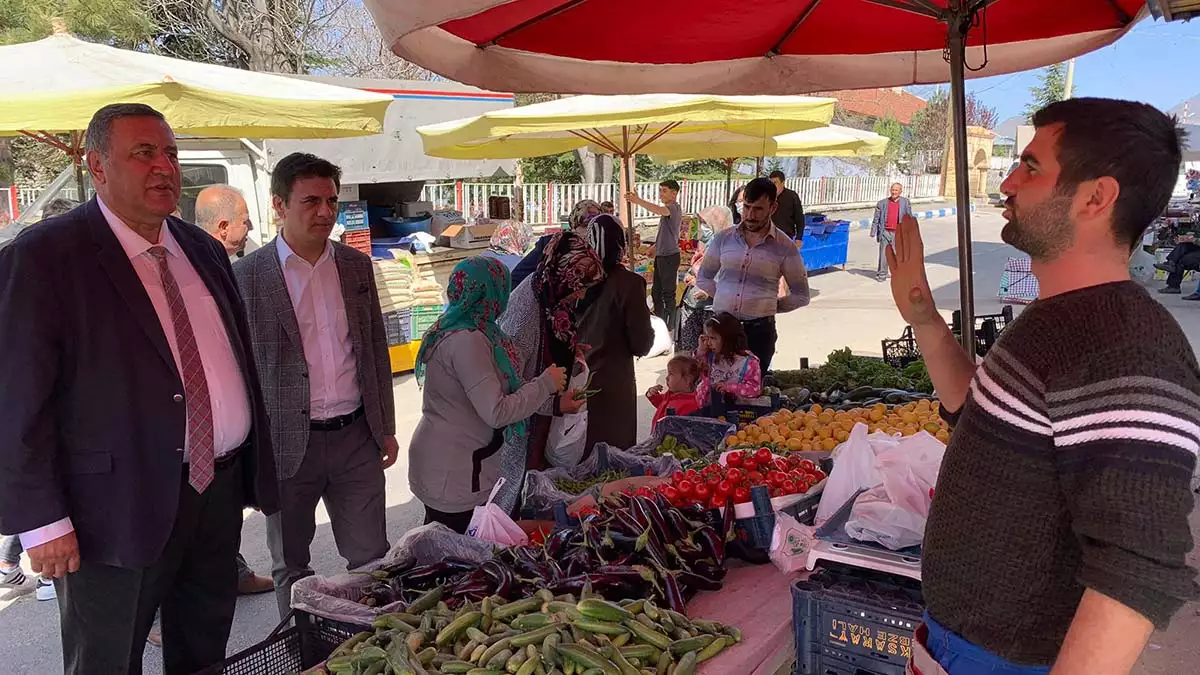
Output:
[902,88,998,173]
[871,116,905,173]
[1024,63,1066,123]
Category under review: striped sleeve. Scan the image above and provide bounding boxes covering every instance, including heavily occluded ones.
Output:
[1047,353,1200,628]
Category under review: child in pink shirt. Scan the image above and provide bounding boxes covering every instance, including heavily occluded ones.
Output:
[695,312,762,407]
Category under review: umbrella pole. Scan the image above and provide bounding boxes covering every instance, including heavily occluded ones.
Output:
[725,158,734,201]
[947,8,976,356]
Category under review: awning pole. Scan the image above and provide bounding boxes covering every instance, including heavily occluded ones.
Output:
[948,3,976,356]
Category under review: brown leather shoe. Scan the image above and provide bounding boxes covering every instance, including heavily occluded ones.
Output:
[146,625,162,647]
[237,573,275,595]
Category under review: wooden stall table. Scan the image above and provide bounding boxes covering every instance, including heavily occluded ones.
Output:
[691,562,811,675]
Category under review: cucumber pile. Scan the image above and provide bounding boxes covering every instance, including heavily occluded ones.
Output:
[315,590,741,675]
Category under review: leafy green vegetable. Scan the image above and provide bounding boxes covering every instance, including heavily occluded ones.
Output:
[771,348,933,394]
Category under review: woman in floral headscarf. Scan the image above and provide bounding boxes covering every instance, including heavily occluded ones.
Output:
[410,256,571,533]
[510,199,603,288]
[497,231,604,509]
[677,205,734,352]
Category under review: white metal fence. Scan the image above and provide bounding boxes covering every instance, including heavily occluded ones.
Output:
[16,186,83,209]
[422,174,941,225]
[16,175,941,226]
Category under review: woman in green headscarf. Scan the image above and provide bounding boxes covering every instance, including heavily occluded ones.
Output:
[411,256,568,533]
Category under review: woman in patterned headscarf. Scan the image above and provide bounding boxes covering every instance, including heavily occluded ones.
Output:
[410,256,569,532]
[577,215,654,450]
[496,231,604,510]
[510,199,603,288]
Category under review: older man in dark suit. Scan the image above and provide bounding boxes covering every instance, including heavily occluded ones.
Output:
[0,103,278,674]
[233,152,397,619]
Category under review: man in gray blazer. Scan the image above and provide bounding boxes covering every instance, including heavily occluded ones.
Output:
[233,152,397,619]
[870,182,914,281]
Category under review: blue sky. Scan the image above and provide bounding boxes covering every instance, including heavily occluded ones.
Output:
[907,18,1200,128]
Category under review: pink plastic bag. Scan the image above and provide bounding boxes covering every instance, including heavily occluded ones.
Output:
[769,510,816,574]
[467,478,529,547]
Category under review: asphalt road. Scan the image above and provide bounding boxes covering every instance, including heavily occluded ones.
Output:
[1,204,1196,674]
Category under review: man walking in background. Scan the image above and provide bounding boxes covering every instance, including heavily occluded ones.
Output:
[697,177,810,372]
[0,103,278,674]
[196,184,255,260]
[870,182,913,281]
[890,98,1197,674]
[769,170,804,239]
[234,152,397,620]
[627,180,683,330]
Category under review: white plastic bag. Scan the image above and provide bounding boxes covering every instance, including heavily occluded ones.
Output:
[814,423,898,526]
[843,430,946,550]
[467,478,529,546]
[770,510,817,574]
[546,362,590,468]
[647,315,672,357]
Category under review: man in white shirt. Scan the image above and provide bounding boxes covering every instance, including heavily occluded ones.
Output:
[0,103,279,673]
[233,152,397,619]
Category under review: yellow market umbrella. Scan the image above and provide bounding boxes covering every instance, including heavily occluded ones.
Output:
[650,124,890,163]
[417,93,835,226]
[0,29,392,194]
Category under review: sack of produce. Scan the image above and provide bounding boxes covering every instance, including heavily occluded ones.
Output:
[625,415,736,461]
[290,522,494,626]
[522,445,683,513]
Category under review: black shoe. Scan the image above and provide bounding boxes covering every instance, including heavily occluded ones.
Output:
[1159,286,1182,294]
[1154,262,1177,273]
[1184,293,1200,301]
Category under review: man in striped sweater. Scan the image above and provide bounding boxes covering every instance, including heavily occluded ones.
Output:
[888,98,1198,675]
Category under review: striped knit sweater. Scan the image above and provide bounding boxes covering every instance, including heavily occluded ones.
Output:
[923,281,1199,666]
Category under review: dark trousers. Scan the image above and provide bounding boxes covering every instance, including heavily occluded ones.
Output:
[266,415,389,619]
[56,455,245,675]
[1166,242,1200,288]
[652,253,681,331]
[742,316,778,373]
[423,506,474,535]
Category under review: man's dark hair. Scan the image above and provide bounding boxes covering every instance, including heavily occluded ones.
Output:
[659,179,681,192]
[271,152,342,203]
[1032,97,1184,250]
[768,170,786,181]
[84,103,167,157]
[742,177,777,204]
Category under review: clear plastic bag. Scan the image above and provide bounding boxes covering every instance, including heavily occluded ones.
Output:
[290,522,494,626]
[814,423,897,526]
[521,445,683,512]
[842,430,946,550]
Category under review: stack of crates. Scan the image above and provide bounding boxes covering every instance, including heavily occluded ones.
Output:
[383,308,412,347]
[338,200,371,255]
[411,305,444,341]
[792,563,924,675]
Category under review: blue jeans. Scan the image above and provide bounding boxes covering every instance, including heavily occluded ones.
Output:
[924,612,1051,675]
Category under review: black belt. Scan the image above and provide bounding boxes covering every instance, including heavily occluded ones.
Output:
[741,315,776,328]
[310,406,365,431]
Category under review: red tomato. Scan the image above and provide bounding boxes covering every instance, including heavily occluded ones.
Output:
[716,480,734,497]
[702,464,720,475]
[684,469,701,483]
[747,470,764,485]
[800,459,816,471]
[671,471,685,483]
[783,480,799,494]
[694,483,711,501]
[708,496,725,510]
[733,487,751,503]
[662,486,680,503]
[756,448,774,464]
[705,473,721,488]
[772,459,789,473]
[740,451,756,466]
[725,468,744,484]
[726,453,743,468]
[768,470,787,486]
[677,480,695,497]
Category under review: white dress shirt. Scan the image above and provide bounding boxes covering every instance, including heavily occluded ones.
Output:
[19,199,251,549]
[276,235,362,419]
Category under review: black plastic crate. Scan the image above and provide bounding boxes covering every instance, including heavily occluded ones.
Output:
[952,305,1014,358]
[194,620,304,675]
[880,326,921,369]
[702,390,783,425]
[793,563,924,675]
[295,610,371,667]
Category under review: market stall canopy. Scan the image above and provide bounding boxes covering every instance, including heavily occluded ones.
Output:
[0,31,392,139]
[416,94,836,159]
[366,0,1147,95]
[649,124,890,163]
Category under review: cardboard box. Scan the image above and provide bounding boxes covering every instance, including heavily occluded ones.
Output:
[442,222,497,250]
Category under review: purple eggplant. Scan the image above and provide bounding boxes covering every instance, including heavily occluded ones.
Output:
[694,526,726,567]
[662,572,687,615]
[678,570,722,592]
[636,496,672,545]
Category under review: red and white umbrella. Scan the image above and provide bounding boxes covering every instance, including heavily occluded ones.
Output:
[367,0,1152,346]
